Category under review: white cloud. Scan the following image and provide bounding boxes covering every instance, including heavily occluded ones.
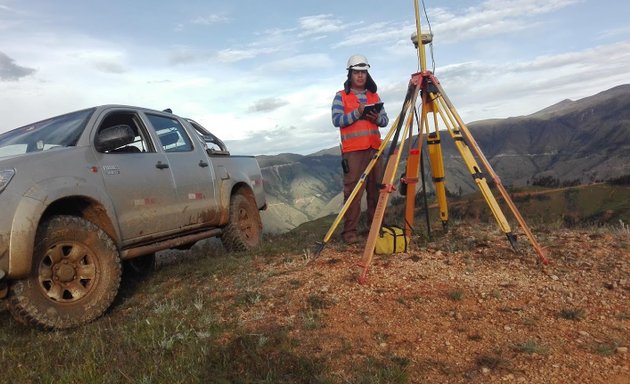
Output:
[247,97,288,113]
[260,53,334,73]
[215,46,281,63]
[74,50,128,74]
[334,21,412,48]
[430,0,580,43]
[433,41,630,122]
[191,14,230,25]
[168,46,211,65]
[298,14,345,36]
[0,0,627,157]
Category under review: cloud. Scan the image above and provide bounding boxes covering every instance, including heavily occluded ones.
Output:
[225,124,337,156]
[168,46,212,65]
[191,14,230,25]
[298,14,344,37]
[260,53,334,73]
[66,49,129,74]
[215,46,281,63]
[595,26,630,41]
[0,51,35,80]
[428,41,630,121]
[213,15,344,64]
[247,97,288,113]
[429,0,579,43]
[334,21,412,48]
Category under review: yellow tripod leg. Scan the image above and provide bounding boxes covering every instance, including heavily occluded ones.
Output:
[434,83,549,264]
[432,97,515,245]
[312,112,404,257]
[357,147,402,284]
[358,91,418,283]
[427,131,449,229]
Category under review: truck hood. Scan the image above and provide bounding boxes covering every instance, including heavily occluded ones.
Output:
[0,147,75,167]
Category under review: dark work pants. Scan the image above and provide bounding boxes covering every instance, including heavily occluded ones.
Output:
[341,148,383,241]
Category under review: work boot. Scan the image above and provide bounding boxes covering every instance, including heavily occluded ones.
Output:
[343,232,360,245]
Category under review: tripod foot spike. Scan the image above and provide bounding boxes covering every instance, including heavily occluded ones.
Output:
[307,242,327,265]
[506,232,518,251]
[442,221,448,232]
[313,241,325,256]
[355,263,369,284]
[538,247,550,266]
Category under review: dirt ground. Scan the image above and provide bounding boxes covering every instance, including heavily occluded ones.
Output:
[212,224,629,383]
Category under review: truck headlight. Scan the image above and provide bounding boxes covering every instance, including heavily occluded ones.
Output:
[0,169,15,193]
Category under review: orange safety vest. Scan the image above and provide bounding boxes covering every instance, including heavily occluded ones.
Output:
[339,90,382,153]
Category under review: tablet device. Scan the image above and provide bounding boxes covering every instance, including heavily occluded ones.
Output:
[361,102,384,118]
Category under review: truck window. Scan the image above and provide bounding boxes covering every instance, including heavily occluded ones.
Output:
[96,112,153,153]
[0,108,94,156]
[146,114,193,153]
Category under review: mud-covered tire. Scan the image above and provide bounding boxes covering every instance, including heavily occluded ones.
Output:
[8,216,122,330]
[221,192,262,252]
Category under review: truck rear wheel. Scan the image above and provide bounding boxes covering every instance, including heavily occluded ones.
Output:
[8,216,121,330]
[221,192,262,252]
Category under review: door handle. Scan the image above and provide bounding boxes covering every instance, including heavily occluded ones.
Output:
[198,160,209,168]
[155,161,169,169]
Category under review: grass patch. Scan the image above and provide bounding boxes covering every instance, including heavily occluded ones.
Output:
[513,340,548,354]
[350,356,410,384]
[307,293,333,310]
[298,293,334,331]
[203,327,330,383]
[616,312,630,320]
[474,353,509,370]
[447,289,464,301]
[591,339,621,356]
[468,334,483,341]
[300,309,324,330]
[559,308,586,321]
[235,290,266,307]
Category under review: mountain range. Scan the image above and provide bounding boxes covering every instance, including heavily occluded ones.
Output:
[258,84,630,233]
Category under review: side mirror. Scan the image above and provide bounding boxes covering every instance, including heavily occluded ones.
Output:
[95,125,135,152]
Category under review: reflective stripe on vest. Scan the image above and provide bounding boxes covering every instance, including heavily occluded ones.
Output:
[339,91,382,153]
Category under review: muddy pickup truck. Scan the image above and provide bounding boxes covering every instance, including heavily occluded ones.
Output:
[0,105,266,330]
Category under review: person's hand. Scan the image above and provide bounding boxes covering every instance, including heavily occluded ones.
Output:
[357,103,365,116]
[365,110,379,122]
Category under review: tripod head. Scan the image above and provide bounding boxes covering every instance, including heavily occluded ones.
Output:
[410,31,433,49]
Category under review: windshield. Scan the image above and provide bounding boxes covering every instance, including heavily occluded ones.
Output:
[0,108,95,157]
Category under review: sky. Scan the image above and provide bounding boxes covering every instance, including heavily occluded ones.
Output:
[0,0,628,156]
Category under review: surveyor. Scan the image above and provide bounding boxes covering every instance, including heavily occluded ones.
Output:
[331,54,389,244]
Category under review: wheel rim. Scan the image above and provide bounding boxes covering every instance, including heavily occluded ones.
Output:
[38,242,98,303]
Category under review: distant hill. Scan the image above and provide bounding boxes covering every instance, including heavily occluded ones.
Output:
[259,84,630,233]
[259,154,343,233]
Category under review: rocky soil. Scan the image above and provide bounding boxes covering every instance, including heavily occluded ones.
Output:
[211,223,629,383]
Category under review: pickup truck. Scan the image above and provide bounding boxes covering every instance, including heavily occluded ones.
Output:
[0,105,266,330]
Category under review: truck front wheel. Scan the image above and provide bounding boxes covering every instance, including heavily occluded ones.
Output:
[8,216,122,330]
[221,192,262,252]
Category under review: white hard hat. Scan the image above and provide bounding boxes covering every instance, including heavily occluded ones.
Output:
[346,54,370,71]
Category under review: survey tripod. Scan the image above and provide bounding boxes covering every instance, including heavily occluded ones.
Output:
[313,0,549,283]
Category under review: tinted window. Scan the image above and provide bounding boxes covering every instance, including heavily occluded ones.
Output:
[146,114,193,152]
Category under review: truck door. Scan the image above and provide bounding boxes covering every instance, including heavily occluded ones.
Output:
[93,110,181,243]
[143,113,218,227]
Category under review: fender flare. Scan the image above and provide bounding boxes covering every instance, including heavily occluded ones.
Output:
[8,177,120,279]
